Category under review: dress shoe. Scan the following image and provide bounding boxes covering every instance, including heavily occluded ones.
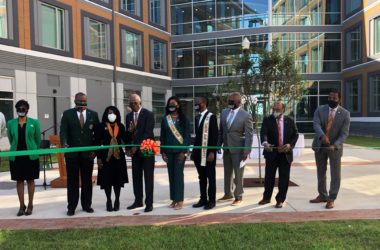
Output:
[106,201,113,212]
[17,205,26,217]
[217,195,234,202]
[25,205,33,216]
[67,210,75,216]
[258,199,271,205]
[169,201,177,208]
[192,199,207,208]
[83,207,94,213]
[204,201,216,210]
[310,195,327,203]
[231,198,243,206]
[325,201,334,209]
[127,202,144,210]
[174,201,184,210]
[275,202,283,208]
[113,200,120,211]
[144,205,153,213]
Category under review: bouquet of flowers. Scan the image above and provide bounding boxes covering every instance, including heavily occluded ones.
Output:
[140,139,160,157]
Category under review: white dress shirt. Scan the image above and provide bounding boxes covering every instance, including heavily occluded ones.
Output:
[198,109,208,126]
[77,110,87,124]
[329,106,338,119]
[226,107,240,127]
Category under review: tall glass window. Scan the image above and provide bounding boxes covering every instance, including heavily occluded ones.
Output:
[0,0,7,39]
[121,0,141,17]
[40,3,65,50]
[88,18,108,59]
[346,26,361,64]
[150,0,166,27]
[345,78,360,113]
[345,0,360,15]
[151,38,167,73]
[171,3,192,35]
[300,53,308,73]
[369,74,380,113]
[152,93,165,128]
[193,0,215,33]
[122,30,142,67]
[375,17,380,54]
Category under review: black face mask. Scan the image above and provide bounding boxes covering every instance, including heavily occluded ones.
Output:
[328,100,338,109]
[168,105,177,113]
[194,104,200,111]
[228,100,236,110]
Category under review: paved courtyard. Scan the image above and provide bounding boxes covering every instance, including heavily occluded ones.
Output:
[0,139,379,229]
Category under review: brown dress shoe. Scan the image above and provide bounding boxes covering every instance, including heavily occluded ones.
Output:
[275,202,283,208]
[218,195,234,202]
[174,201,184,210]
[309,195,327,203]
[325,201,334,209]
[231,199,243,206]
[169,201,177,208]
[258,199,271,205]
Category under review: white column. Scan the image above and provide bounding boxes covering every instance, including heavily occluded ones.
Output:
[141,86,153,111]
[70,77,86,108]
[116,83,124,119]
[15,70,38,119]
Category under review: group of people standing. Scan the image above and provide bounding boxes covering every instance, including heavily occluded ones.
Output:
[1,88,350,216]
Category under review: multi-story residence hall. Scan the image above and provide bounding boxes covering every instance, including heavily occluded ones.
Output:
[0,1,379,135]
[171,0,380,134]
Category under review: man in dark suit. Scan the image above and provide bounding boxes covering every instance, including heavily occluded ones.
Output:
[60,92,100,216]
[310,89,350,209]
[191,97,218,210]
[259,102,299,208]
[125,94,155,213]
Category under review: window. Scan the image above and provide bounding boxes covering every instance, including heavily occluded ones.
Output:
[345,0,360,16]
[311,47,319,73]
[0,77,13,121]
[345,26,361,64]
[152,93,165,128]
[38,3,65,50]
[83,13,111,62]
[300,53,308,73]
[150,38,168,74]
[0,0,7,39]
[120,0,141,18]
[375,17,380,54]
[345,78,360,113]
[149,0,166,28]
[369,74,380,113]
[121,27,143,69]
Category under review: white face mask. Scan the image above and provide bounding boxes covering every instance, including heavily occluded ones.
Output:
[108,113,117,123]
[273,111,282,118]
[17,112,26,117]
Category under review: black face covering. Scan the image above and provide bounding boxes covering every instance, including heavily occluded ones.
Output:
[194,104,200,111]
[228,100,236,110]
[328,100,338,109]
[75,101,87,111]
[168,105,177,113]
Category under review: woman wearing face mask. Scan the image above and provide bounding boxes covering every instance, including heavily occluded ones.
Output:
[160,96,191,210]
[94,106,128,212]
[7,100,41,216]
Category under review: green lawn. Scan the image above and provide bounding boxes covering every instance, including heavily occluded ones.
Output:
[0,221,379,249]
[304,134,380,148]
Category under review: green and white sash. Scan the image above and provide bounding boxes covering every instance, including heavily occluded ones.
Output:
[201,113,212,167]
[166,115,184,144]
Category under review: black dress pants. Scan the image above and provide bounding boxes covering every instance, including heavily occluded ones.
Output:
[132,153,155,206]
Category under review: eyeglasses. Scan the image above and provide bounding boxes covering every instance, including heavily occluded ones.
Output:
[16,108,27,112]
[129,102,139,106]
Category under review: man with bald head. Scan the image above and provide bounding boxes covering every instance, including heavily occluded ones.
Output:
[259,102,298,208]
[218,92,253,206]
[125,94,155,212]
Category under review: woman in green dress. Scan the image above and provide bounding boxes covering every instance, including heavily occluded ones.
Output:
[160,96,191,210]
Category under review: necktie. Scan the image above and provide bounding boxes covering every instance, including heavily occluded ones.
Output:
[325,109,335,139]
[134,112,139,125]
[277,119,283,152]
[227,110,234,129]
[79,111,84,129]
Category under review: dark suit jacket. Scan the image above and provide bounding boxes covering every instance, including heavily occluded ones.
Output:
[59,108,100,159]
[125,108,155,149]
[260,115,299,163]
[192,111,218,164]
[94,122,127,162]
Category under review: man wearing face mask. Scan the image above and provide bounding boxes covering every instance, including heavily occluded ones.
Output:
[217,92,253,206]
[125,94,155,213]
[311,89,350,209]
[258,102,299,208]
[60,92,100,216]
[191,97,218,210]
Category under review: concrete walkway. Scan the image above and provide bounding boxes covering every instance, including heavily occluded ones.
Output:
[0,139,379,229]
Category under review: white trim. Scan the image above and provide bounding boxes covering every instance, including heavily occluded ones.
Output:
[342,58,380,72]
[0,44,171,80]
[351,117,380,122]
[343,1,380,24]
[116,67,171,80]
[81,0,112,13]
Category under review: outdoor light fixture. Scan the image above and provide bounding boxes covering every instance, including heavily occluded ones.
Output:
[242,37,250,50]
